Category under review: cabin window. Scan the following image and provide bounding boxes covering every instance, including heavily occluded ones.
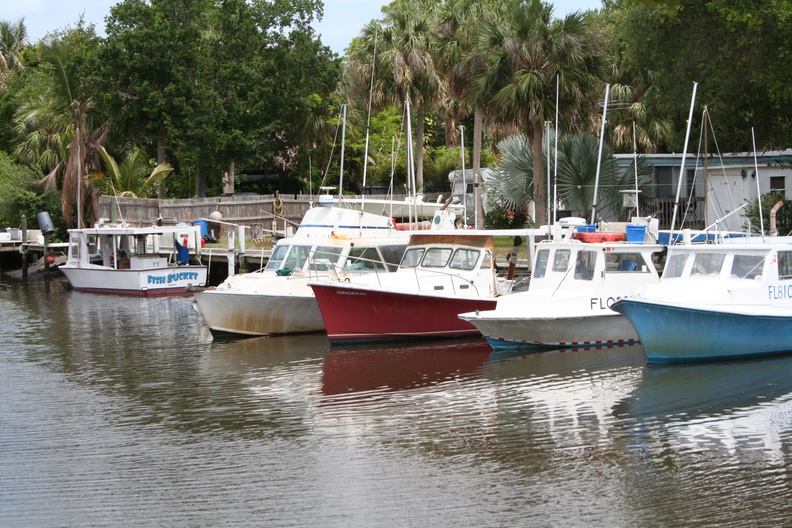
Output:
[422,247,452,268]
[552,249,570,272]
[284,245,312,270]
[265,243,289,270]
[691,252,724,276]
[574,250,597,280]
[380,244,408,271]
[400,248,425,268]
[662,253,687,278]
[533,249,550,278]
[607,252,646,272]
[265,243,312,271]
[778,251,792,280]
[450,248,481,270]
[480,251,493,269]
[730,254,765,280]
[307,246,343,271]
[346,247,386,270]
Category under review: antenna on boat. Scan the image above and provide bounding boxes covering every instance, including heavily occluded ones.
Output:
[591,83,610,225]
[751,127,765,238]
[669,82,699,243]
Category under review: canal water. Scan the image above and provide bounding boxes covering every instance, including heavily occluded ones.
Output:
[2,278,792,527]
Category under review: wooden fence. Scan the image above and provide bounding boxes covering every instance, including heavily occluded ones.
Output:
[98,194,408,241]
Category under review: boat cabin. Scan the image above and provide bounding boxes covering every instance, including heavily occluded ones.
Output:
[65,223,203,271]
[528,238,664,293]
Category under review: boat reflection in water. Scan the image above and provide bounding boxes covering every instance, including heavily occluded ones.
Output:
[321,338,493,401]
[616,355,792,464]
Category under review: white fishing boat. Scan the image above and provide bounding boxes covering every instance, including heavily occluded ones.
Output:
[612,236,792,363]
[459,226,665,350]
[60,221,208,296]
[191,199,458,337]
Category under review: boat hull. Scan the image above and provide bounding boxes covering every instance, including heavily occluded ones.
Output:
[464,312,639,350]
[612,299,792,363]
[192,288,325,337]
[60,266,207,297]
[310,283,497,343]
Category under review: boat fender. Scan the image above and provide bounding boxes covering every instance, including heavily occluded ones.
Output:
[344,277,350,282]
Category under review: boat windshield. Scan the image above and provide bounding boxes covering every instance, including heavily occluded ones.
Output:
[345,247,386,271]
[533,249,550,278]
[691,252,725,277]
[778,251,792,280]
[574,250,597,280]
[449,248,481,270]
[731,254,765,280]
[307,246,344,271]
[264,243,313,271]
[552,249,570,272]
[422,247,452,268]
[400,248,425,268]
[662,253,687,279]
[606,252,648,273]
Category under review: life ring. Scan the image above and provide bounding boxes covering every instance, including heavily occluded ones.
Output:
[273,195,284,216]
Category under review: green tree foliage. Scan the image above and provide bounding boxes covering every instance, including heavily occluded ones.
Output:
[347,0,443,192]
[488,132,655,223]
[0,151,62,232]
[743,192,792,235]
[12,23,108,228]
[89,146,173,198]
[469,0,607,226]
[103,0,339,197]
[604,0,792,152]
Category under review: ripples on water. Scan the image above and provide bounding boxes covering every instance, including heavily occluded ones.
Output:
[2,279,792,526]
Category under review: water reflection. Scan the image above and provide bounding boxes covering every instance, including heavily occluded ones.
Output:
[321,338,492,400]
[4,280,792,526]
[618,356,792,464]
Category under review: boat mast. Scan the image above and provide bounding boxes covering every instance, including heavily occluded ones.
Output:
[338,104,347,201]
[590,84,609,225]
[669,82,698,241]
[633,121,640,218]
[703,107,709,228]
[553,74,560,226]
[460,124,467,228]
[405,95,416,226]
[360,30,377,212]
[752,127,765,237]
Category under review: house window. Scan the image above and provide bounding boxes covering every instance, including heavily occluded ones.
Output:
[770,176,786,194]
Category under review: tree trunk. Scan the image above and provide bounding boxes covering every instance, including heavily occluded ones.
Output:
[157,129,166,199]
[223,161,235,194]
[473,109,485,229]
[531,121,546,226]
[195,167,207,198]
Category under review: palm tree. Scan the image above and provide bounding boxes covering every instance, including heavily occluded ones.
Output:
[469,0,606,225]
[608,73,673,153]
[436,0,509,228]
[90,146,174,198]
[12,31,108,228]
[0,18,27,88]
[489,133,656,223]
[348,0,443,191]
